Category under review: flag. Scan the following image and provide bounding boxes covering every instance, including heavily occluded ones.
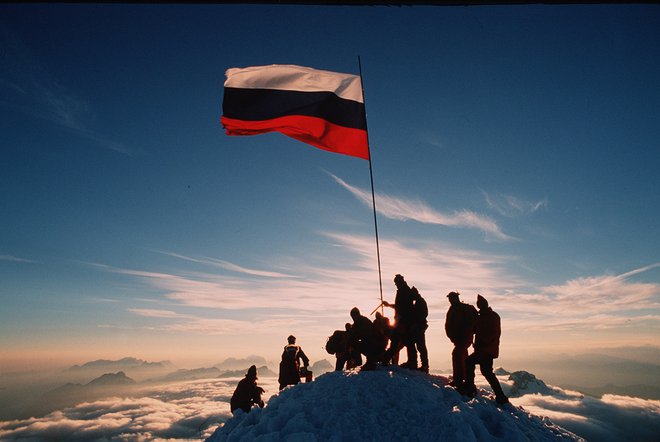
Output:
[221,64,369,160]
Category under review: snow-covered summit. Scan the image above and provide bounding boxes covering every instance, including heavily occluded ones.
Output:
[507,370,564,398]
[207,366,582,441]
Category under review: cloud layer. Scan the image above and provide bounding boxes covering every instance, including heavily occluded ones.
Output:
[510,388,660,442]
[2,372,658,441]
[0,376,271,441]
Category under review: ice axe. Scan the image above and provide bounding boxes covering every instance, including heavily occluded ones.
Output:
[370,301,384,316]
[370,300,392,316]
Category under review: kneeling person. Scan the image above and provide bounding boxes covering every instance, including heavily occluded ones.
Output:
[230,365,265,414]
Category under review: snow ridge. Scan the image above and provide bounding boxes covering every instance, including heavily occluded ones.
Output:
[208,367,582,441]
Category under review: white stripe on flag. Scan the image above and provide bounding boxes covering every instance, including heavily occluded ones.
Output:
[224,64,364,103]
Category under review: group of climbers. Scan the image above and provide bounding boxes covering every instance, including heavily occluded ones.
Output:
[230,273,508,414]
[324,274,508,404]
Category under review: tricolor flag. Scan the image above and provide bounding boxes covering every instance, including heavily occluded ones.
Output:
[221,64,369,160]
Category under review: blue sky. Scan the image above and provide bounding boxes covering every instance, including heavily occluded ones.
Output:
[1,3,659,372]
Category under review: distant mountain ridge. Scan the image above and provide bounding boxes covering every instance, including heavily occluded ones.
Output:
[87,371,136,387]
[508,370,562,397]
[48,371,136,394]
[218,366,277,378]
[62,357,177,384]
[158,367,221,382]
[505,350,660,391]
[39,371,138,418]
[66,357,174,371]
[215,356,268,371]
[310,359,333,374]
[567,383,660,401]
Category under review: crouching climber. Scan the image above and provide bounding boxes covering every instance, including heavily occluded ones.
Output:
[230,365,265,414]
[348,307,387,371]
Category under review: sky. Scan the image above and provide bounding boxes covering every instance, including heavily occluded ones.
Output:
[1,3,659,375]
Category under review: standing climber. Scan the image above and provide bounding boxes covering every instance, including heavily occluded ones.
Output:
[462,295,509,405]
[383,274,417,368]
[278,335,310,390]
[411,286,429,373]
[445,291,478,387]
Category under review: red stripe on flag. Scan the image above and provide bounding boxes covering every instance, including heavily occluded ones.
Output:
[221,115,369,160]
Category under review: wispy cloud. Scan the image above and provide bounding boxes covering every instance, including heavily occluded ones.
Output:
[89,297,121,304]
[90,233,523,336]
[128,308,182,319]
[418,131,445,149]
[0,254,36,263]
[493,263,660,332]
[0,26,132,155]
[125,308,292,334]
[329,173,512,241]
[586,263,660,289]
[156,251,299,278]
[482,190,547,217]
[92,244,659,342]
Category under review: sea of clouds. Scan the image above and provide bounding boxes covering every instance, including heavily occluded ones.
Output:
[0,376,282,441]
[0,371,658,441]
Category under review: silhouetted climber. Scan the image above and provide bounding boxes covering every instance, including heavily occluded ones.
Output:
[375,307,402,364]
[382,274,417,368]
[462,295,509,405]
[278,335,310,390]
[332,324,350,371]
[445,291,478,387]
[344,323,363,370]
[411,287,429,373]
[230,365,265,414]
[373,311,393,351]
[327,323,361,371]
[326,325,346,370]
[348,307,387,371]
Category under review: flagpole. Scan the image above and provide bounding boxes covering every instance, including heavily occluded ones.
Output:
[358,56,384,314]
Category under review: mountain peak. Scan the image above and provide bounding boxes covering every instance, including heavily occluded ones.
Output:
[208,366,582,441]
[508,370,558,397]
[216,356,268,371]
[86,371,136,387]
[67,357,161,371]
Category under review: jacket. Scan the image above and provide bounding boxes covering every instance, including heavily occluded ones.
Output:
[445,302,478,345]
[474,307,501,358]
[230,375,264,413]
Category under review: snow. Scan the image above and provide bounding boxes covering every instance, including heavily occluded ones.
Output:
[507,371,563,397]
[207,367,582,441]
